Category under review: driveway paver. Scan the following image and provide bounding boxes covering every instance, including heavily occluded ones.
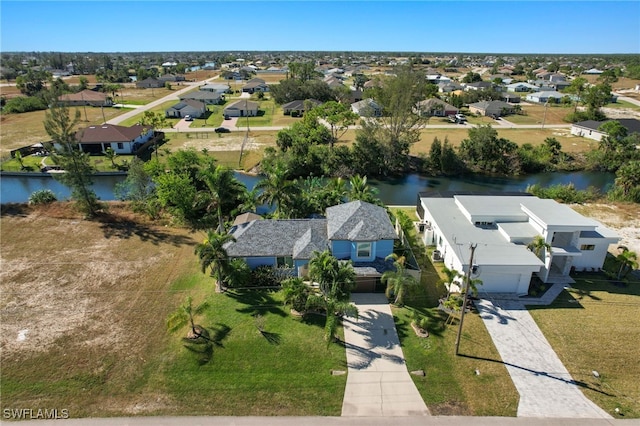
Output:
[476,298,612,419]
[341,293,429,417]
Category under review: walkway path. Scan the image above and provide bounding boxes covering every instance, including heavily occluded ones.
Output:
[476,297,612,419]
[341,293,430,417]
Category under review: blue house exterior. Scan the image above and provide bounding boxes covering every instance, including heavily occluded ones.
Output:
[225,201,398,292]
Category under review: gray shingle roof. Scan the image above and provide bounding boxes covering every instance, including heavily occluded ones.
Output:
[326,201,397,241]
[226,219,328,259]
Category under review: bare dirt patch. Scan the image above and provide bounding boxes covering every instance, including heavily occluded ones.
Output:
[176,134,264,152]
[571,202,640,256]
[0,203,196,360]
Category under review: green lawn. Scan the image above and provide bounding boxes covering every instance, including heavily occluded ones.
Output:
[118,101,181,127]
[528,270,640,418]
[160,287,347,416]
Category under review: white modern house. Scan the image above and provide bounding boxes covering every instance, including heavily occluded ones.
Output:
[416,194,619,295]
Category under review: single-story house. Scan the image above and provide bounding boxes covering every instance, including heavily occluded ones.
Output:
[570,118,640,141]
[505,82,538,93]
[525,91,566,104]
[438,82,463,93]
[413,98,459,117]
[583,68,604,75]
[180,91,224,105]
[225,201,398,292]
[468,100,514,117]
[74,124,154,155]
[158,74,186,82]
[282,99,322,116]
[351,98,382,117]
[57,89,113,107]
[463,81,493,91]
[223,100,259,117]
[165,99,206,118]
[324,75,344,88]
[500,92,521,103]
[136,77,164,89]
[200,83,230,94]
[417,193,619,295]
[242,78,269,93]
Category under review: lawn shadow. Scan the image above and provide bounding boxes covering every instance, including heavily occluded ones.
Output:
[458,353,615,397]
[210,323,232,348]
[259,330,282,345]
[96,213,194,246]
[183,340,213,365]
[226,289,287,318]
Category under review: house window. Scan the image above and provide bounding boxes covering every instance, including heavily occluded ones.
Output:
[117,143,124,149]
[356,242,372,258]
[581,244,595,251]
[276,256,293,268]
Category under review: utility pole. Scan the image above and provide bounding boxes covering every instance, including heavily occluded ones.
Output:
[455,243,477,356]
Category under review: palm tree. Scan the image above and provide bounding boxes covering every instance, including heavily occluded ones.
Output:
[441,265,463,298]
[528,235,552,260]
[256,163,299,218]
[281,277,311,314]
[306,283,358,345]
[167,295,210,340]
[198,163,245,232]
[309,250,356,298]
[194,230,236,293]
[348,174,380,204]
[103,147,117,169]
[382,254,419,306]
[616,246,639,280]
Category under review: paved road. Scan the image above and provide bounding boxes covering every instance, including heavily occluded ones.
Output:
[9,416,635,426]
[106,79,214,126]
[476,298,612,419]
[341,293,429,417]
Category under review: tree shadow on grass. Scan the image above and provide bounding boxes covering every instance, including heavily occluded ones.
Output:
[210,323,232,348]
[259,330,282,345]
[0,203,31,217]
[226,289,287,318]
[95,213,195,246]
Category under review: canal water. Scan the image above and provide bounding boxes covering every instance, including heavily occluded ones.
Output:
[0,171,615,206]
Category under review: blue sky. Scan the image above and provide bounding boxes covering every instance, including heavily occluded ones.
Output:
[1,1,639,54]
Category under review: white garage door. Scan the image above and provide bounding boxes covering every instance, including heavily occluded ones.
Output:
[478,273,521,293]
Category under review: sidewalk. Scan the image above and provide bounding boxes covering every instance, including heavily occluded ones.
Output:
[341,293,430,417]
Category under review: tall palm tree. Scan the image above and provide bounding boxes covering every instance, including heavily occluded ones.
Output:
[194,230,236,293]
[256,163,299,218]
[309,250,340,297]
[616,246,638,280]
[527,235,552,260]
[382,253,419,306]
[348,174,380,204]
[198,163,246,232]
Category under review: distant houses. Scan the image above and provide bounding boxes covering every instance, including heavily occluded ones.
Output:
[165,100,206,118]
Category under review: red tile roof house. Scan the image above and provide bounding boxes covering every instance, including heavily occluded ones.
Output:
[71,124,154,155]
[57,89,113,107]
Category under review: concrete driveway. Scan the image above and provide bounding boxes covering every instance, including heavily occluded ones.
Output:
[476,299,612,419]
[341,293,430,417]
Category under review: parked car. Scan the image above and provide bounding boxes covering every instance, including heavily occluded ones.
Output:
[184,115,193,121]
[215,127,230,133]
[449,114,467,124]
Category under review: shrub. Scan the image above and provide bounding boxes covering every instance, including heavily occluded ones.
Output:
[28,189,57,205]
[2,96,47,114]
[250,266,280,288]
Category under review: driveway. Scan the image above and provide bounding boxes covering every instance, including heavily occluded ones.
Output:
[341,293,430,417]
[476,298,611,419]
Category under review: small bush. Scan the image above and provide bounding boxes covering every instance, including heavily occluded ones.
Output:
[250,266,280,288]
[2,96,47,114]
[28,189,57,205]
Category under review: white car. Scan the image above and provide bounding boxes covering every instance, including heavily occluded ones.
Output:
[184,115,193,121]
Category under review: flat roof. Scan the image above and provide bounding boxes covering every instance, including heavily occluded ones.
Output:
[455,195,531,220]
[520,198,599,228]
[423,198,543,267]
[498,222,539,240]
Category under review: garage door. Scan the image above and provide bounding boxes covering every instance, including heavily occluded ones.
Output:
[478,273,521,293]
